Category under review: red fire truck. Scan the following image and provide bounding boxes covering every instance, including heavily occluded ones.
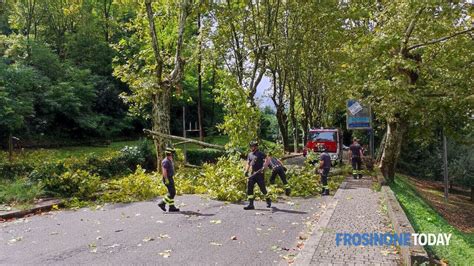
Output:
[303,128,344,165]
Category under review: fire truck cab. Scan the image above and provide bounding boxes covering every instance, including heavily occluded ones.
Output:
[303,128,343,165]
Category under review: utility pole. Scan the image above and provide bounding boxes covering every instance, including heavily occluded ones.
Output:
[443,131,449,201]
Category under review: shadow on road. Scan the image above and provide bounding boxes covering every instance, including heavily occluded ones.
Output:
[271,207,307,214]
[165,210,215,217]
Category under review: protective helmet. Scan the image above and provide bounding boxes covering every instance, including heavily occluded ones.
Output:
[165,147,175,155]
[249,140,259,147]
[316,143,327,152]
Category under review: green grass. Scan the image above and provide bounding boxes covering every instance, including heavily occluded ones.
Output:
[0,136,230,162]
[0,178,44,205]
[391,175,474,265]
[0,140,142,162]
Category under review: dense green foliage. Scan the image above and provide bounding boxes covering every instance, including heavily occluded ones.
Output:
[391,175,474,264]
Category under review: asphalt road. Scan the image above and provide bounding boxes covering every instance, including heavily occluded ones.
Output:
[1,195,330,265]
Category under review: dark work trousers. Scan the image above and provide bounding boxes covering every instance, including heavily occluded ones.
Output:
[247,172,267,200]
[162,177,176,206]
[351,156,363,178]
[321,168,330,190]
[270,167,289,186]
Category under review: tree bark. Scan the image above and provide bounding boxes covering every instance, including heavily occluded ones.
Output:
[151,92,171,168]
[379,118,407,183]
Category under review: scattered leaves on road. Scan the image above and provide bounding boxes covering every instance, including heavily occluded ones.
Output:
[8,236,23,245]
[210,242,222,246]
[159,234,171,239]
[210,220,222,224]
[143,237,155,242]
[231,235,238,240]
[51,205,59,210]
[156,220,164,224]
[159,250,172,258]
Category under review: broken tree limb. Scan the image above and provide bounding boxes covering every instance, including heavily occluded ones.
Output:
[175,140,193,146]
[143,129,226,150]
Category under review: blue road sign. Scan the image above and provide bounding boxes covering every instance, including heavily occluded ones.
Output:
[347,100,371,129]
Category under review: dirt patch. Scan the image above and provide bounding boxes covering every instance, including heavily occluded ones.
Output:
[407,177,474,233]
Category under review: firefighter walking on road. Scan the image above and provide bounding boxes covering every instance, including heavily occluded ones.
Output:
[158,148,180,212]
[318,144,331,196]
[268,152,291,196]
[243,141,271,210]
[349,138,364,179]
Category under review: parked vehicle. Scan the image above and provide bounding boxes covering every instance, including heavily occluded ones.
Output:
[303,128,343,165]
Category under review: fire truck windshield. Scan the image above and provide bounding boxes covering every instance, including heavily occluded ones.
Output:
[310,131,336,142]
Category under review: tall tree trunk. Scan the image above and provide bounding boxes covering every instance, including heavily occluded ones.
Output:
[379,118,407,183]
[197,11,204,141]
[275,107,289,151]
[152,92,171,168]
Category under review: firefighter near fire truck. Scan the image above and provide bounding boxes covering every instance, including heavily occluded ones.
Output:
[317,144,331,196]
[243,141,272,210]
[268,152,291,196]
[158,148,180,212]
[349,138,364,179]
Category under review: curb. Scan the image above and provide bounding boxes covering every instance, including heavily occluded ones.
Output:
[288,182,347,265]
[0,199,63,221]
[381,185,429,265]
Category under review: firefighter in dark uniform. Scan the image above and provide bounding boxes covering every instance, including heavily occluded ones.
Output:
[318,144,331,196]
[349,138,363,179]
[268,152,291,196]
[243,141,271,210]
[158,148,180,212]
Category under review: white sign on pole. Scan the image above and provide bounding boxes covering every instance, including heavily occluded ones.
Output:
[348,101,363,115]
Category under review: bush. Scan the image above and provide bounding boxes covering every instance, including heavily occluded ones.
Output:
[43,170,101,199]
[201,155,247,202]
[187,149,225,165]
[0,161,35,180]
[101,166,165,203]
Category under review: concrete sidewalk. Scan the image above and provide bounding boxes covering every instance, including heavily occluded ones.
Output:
[295,176,401,266]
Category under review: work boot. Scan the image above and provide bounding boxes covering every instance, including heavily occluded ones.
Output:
[266,198,272,208]
[168,205,180,212]
[285,188,291,197]
[158,201,166,212]
[243,200,255,210]
[322,189,330,196]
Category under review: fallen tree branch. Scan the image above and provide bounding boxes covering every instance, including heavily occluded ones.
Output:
[175,140,193,146]
[143,129,225,150]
